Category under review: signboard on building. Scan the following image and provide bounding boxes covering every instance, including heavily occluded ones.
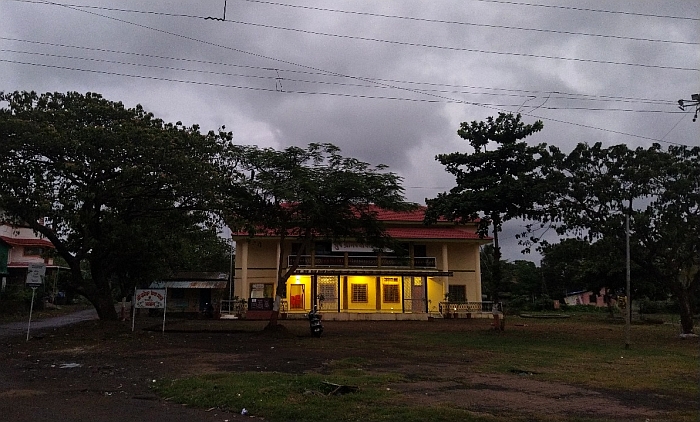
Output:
[134,289,166,309]
[25,262,46,288]
[332,242,392,253]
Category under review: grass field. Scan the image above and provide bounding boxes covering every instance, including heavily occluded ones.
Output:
[155,313,699,422]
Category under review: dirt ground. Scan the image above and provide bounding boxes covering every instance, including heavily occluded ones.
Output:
[0,315,694,422]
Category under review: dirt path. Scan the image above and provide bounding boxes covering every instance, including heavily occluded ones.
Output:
[0,316,693,421]
[0,309,100,339]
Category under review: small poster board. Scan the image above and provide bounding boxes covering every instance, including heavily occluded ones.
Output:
[25,263,47,341]
[25,262,46,288]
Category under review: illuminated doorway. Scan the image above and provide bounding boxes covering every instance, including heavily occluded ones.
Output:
[289,284,306,310]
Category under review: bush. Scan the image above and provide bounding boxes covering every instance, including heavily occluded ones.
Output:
[638,298,677,314]
[0,284,45,314]
[506,294,556,313]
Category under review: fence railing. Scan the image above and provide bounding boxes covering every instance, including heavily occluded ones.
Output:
[220,299,247,315]
[439,301,494,315]
[288,255,437,268]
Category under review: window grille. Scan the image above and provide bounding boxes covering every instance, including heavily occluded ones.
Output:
[351,284,368,303]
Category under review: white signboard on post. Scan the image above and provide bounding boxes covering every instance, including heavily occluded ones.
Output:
[132,288,167,334]
[25,262,46,341]
[25,262,46,287]
[135,289,166,309]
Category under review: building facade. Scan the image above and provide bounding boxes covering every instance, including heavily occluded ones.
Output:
[232,207,491,320]
[0,222,58,295]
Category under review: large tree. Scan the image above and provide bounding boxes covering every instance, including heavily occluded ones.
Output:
[0,91,229,319]
[425,113,547,301]
[540,238,660,314]
[544,142,699,334]
[226,143,412,325]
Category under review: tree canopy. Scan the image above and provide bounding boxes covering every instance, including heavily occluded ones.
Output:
[425,112,547,301]
[542,142,699,334]
[226,142,413,324]
[0,91,230,319]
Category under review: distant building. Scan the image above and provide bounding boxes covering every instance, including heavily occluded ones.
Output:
[0,221,58,294]
[563,288,608,307]
[150,272,229,314]
[232,206,492,320]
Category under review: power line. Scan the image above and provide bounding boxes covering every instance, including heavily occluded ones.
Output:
[237,0,699,45]
[471,0,700,21]
[7,1,698,72]
[0,49,680,109]
[0,37,679,106]
[12,0,698,45]
[0,59,690,124]
[207,19,698,72]
[1,4,692,147]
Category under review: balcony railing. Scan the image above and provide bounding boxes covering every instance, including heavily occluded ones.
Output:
[288,255,436,269]
[439,301,494,315]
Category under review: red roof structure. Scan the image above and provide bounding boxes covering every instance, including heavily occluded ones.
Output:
[231,205,489,241]
[0,236,54,248]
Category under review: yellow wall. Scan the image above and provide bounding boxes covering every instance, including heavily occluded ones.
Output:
[427,277,444,313]
[345,275,377,310]
[379,276,402,312]
[234,235,487,310]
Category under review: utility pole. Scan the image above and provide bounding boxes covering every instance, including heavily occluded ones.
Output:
[625,212,631,350]
[677,93,700,122]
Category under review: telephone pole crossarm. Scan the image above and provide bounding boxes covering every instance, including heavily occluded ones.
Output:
[677,93,700,122]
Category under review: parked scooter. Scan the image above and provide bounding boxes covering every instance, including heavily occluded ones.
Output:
[307,305,323,337]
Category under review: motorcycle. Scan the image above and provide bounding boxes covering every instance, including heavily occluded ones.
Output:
[307,305,323,337]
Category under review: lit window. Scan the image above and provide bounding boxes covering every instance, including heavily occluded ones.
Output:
[318,277,337,301]
[383,284,400,303]
[351,284,368,303]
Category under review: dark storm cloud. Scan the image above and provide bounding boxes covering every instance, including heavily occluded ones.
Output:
[1,0,698,261]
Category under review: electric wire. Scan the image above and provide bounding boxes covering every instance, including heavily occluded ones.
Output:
[0,59,688,116]
[8,0,697,46]
[0,48,679,108]
[237,0,699,45]
[0,3,693,146]
[472,0,700,21]
[0,37,679,106]
[5,1,698,71]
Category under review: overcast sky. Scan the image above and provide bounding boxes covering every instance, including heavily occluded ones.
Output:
[1,0,698,262]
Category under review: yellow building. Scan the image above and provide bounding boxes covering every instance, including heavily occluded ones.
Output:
[232,207,491,320]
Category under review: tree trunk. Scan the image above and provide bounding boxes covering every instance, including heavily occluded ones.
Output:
[82,263,119,321]
[673,283,695,335]
[80,280,119,321]
[90,289,119,321]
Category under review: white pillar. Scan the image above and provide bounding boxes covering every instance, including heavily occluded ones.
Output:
[476,246,483,302]
[239,240,249,299]
[442,244,449,298]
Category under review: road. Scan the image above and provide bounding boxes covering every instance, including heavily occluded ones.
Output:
[0,308,99,339]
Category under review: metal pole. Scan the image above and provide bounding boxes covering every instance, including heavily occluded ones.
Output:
[625,213,631,350]
[131,287,136,332]
[26,287,36,342]
[162,287,167,335]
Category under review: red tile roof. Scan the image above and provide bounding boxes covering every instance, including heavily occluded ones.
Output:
[0,236,54,248]
[230,205,486,240]
[374,207,428,222]
[385,227,485,240]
